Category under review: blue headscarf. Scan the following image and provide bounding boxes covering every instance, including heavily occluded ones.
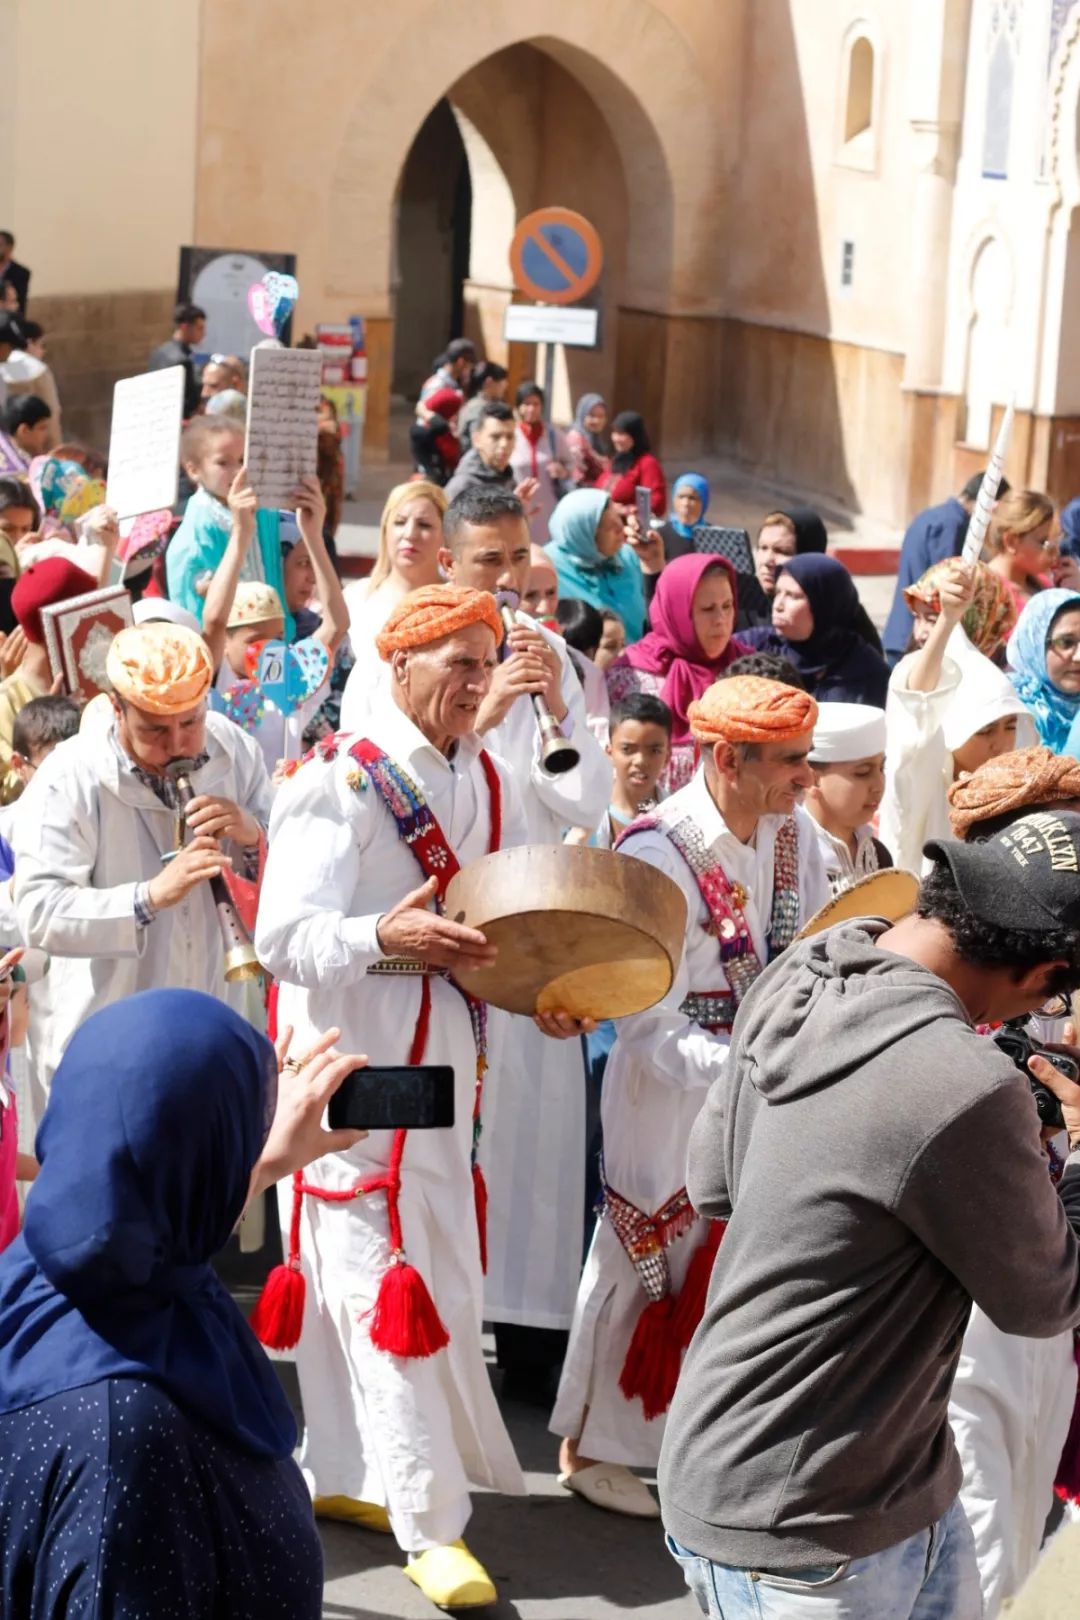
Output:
[1009,588,1080,754]
[547,489,647,642]
[670,473,710,541]
[0,990,296,1459]
[1060,498,1080,561]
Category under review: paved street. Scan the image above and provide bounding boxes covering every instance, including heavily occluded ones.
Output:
[226,1238,692,1620]
[315,1363,690,1620]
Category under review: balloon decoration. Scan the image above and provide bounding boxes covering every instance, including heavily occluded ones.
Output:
[247,271,299,339]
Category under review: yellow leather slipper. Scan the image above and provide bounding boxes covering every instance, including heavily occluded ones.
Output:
[313,1495,392,1533]
[403,1540,496,1609]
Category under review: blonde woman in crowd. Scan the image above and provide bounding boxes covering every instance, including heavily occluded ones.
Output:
[984,489,1057,622]
[342,481,447,688]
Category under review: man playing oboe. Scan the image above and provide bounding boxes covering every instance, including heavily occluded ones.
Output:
[14,622,271,1056]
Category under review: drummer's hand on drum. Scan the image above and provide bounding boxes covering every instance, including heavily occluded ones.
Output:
[534,1009,598,1040]
[375,874,498,972]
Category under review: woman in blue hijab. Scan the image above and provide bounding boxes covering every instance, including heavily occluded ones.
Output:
[0,989,359,1619]
[547,488,647,642]
[1008,587,1080,756]
[743,553,890,706]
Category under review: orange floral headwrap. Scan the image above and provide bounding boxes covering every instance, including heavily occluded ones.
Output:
[948,744,1080,839]
[106,623,214,715]
[688,674,818,745]
[903,559,1016,657]
[375,584,504,660]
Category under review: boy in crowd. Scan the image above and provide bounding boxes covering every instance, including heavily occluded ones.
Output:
[0,397,52,468]
[568,693,673,850]
[804,702,892,894]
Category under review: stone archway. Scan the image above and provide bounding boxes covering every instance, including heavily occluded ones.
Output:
[322,1,726,459]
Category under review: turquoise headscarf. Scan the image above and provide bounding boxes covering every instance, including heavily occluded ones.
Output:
[547,490,646,642]
[670,473,710,541]
[1009,588,1080,755]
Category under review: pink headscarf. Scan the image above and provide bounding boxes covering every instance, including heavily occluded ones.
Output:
[615,553,748,745]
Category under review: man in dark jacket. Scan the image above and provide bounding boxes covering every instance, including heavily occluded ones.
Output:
[883,472,1010,662]
[0,233,30,314]
[148,302,206,419]
[660,810,1080,1620]
[445,402,539,512]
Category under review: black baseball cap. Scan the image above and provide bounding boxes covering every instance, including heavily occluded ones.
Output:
[925,810,1080,931]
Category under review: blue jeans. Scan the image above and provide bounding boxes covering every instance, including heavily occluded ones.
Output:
[666,1498,982,1618]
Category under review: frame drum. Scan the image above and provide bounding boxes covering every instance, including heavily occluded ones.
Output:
[794,869,919,941]
[444,845,688,1019]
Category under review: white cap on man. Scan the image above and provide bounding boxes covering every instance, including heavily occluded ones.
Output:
[808,702,886,765]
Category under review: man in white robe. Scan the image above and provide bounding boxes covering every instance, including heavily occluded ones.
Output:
[14,623,270,1055]
[436,486,612,1396]
[256,583,592,1610]
[551,675,830,1517]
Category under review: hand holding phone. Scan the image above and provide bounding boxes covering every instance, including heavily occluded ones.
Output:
[635,484,653,536]
[328,1065,455,1132]
[255,1029,369,1194]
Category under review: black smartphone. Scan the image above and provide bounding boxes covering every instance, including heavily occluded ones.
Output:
[635,484,652,536]
[327,1065,455,1131]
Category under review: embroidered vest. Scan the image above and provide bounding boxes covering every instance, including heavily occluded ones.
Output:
[617,809,801,1032]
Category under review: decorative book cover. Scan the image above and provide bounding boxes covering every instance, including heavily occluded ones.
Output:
[41,587,134,702]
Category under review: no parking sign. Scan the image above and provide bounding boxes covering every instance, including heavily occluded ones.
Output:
[509,208,604,306]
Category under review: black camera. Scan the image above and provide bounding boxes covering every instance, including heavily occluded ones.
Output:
[993,1021,1079,1131]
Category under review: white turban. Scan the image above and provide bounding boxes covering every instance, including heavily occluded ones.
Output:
[809,702,886,765]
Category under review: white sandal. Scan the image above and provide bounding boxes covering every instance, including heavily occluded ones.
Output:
[558,1461,661,1519]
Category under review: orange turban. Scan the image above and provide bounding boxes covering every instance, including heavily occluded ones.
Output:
[948,745,1080,839]
[106,623,214,715]
[375,584,504,660]
[688,674,818,745]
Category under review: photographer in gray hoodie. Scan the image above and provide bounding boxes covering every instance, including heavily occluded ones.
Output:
[660,809,1080,1620]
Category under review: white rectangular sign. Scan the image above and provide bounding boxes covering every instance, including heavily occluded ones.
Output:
[503,304,599,348]
[244,346,323,509]
[106,366,184,522]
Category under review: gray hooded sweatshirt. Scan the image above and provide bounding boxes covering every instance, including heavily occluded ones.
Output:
[659,919,1080,1571]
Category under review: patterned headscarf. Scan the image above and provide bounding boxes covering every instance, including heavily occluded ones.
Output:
[903,559,1016,657]
[948,745,1080,838]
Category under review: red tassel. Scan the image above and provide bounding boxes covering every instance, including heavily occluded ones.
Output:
[250,1262,306,1350]
[618,1295,681,1420]
[473,1163,489,1274]
[250,1170,306,1349]
[367,1257,450,1358]
[671,1220,726,1352]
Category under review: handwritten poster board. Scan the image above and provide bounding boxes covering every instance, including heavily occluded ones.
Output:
[244,347,322,509]
[106,366,184,522]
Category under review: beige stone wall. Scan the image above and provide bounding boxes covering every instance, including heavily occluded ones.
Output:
[1,0,198,295]
[0,0,198,450]
[11,0,1080,524]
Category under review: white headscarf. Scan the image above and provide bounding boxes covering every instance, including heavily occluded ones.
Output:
[940,626,1035,753]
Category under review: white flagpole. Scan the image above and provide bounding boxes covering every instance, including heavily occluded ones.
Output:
[961,394,1015,566]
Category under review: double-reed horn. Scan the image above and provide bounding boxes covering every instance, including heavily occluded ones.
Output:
[496,590,579,775]
[165,758,263,983]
